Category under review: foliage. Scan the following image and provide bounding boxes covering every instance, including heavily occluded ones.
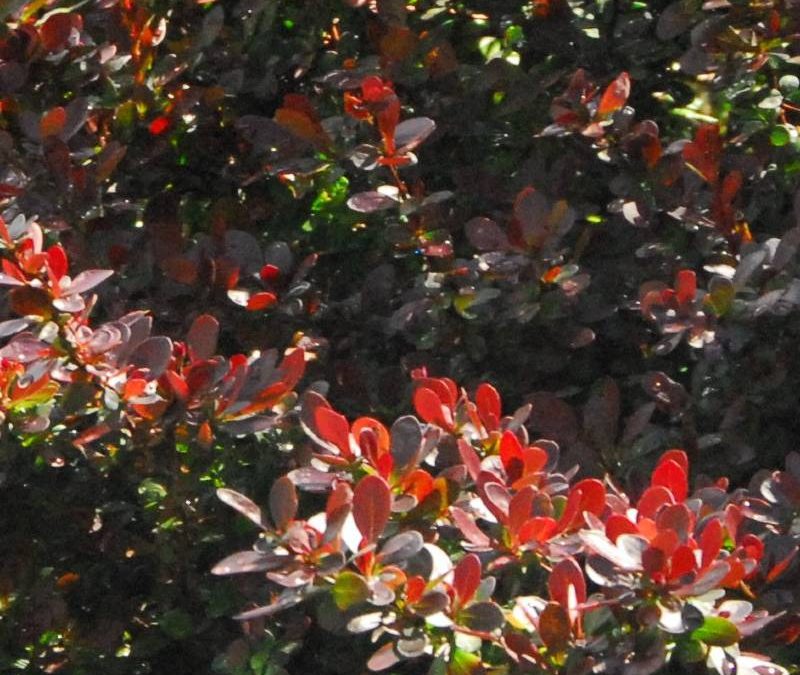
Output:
[215,380,800,675]
[1,0,800,673]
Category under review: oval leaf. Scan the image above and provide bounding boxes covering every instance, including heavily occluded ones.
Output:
[332,571,370,610]
[269,476,298,530]
[353,475,391,544]
[217,488,266,529]
[691,616,740,647]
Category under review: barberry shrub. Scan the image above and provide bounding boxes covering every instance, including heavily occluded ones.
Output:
[214,377,799,675]
[2,0,800,673]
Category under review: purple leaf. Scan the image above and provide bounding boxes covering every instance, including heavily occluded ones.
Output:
[347,191,397,213]
[233,590,305,620]
[390,415,422,473]
[129,336,172,378]
[221,415,277,435]
[187,314,219,360]
[465,217,510,251]
[211,550,283,575]
[217,488,267,529]
[460,601,505,632]
[288,467,337,492]
[0,318,30,337]
[394,117,436,152]
[67,269,114,295]
[378,531,424,565]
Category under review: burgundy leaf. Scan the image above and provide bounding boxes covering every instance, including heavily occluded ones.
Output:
[187,314,220,360]
[211,550,283,575]
[548,557,587,608]
[347,191,397,213]
[539,602,571,651]
[269,476,298,530]
[353,475,391,544]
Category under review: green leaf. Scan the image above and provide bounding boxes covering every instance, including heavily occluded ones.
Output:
[331,571,369,610]
[705,277,735,316]
[673,638,706,664]
[771,126,792,147]
[690,616,739,647]
[159,609,193,640]
[448,648,482,675]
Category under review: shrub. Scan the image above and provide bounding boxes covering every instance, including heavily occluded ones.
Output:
[213,377,799,675]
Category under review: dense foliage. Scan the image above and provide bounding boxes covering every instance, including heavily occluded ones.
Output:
[2,0,800,673]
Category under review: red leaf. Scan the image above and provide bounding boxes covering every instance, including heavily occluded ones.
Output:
[164,370,189,400]
[40,13,82,52]
[660,449,689,475]
[478,477,511,524]
[353,475,391,544]
[520,446,549,479]
[605,514,639,542]
[259,263,281,282]
[149,116,171,136]
[597,72,630,117]
[675,271,696,305]
[548,557,586,608]
[571,478,606,517]
[637,485,675,519]
[458,438,482,482]
[683,123,721,184]
[314,405,352,458]
[508,486,536,537]
[555,487,583,532]
[246,291,277,311]
[413,387,449,428]
[499,430,524,471]
[198,420,214,447]
[72,423,112,447]
[276,348,305,391]
[668,544,697,580]
[40,107,67,139]
[700,518,723,568]
[652,458,688,502]
[46,245,68,282]
[402,469,434,502]
[518,516,557,544]
[453,553,481,605]
[766,546,798,583]
[656,503,692,542]
[475,382,501,429]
